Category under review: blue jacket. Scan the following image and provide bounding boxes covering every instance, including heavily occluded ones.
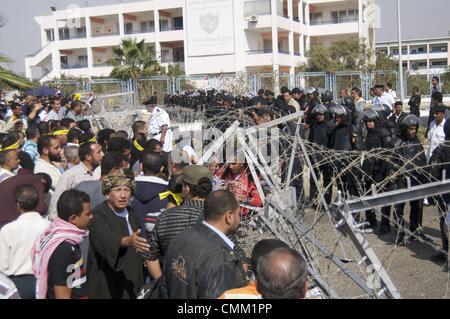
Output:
[22,140,39,163]
[130,175,168,238]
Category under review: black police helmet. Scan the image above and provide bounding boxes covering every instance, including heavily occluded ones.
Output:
[321,90,333,103]
[343,97,355,109]
[363,109,380,122]
[400,114,420,132]
[312,104,328,116]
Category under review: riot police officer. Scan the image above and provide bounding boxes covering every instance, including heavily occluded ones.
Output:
[329,105,360,199]
[361,109,395,232]
[393,115,429,245]
[308,104,335,205]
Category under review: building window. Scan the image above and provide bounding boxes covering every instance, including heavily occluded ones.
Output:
[78,55,88,66]
[173,17,183,30]
[46,29,54,42]
[173,48,184,62]
[149,21,155,32]
[161,49,170,62]
[76,27,86,38]
[160,20,169,31]
[125,23,133,34]
[309,12,322,25]
[60,56,68,67]
[59,28,70,40]
[141,21,148,33]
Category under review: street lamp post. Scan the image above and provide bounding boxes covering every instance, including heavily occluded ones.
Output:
[397,0,404,101]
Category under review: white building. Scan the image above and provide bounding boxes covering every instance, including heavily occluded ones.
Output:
[376,37,450,75]
[25,0,372,83]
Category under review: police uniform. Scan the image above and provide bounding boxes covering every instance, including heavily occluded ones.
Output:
[149,106,173,152]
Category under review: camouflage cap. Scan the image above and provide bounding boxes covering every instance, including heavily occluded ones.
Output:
[102,168,135,195]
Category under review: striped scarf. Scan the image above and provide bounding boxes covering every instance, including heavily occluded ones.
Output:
[31,217,88,299]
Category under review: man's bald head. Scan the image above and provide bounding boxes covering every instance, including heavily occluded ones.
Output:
[256,247,308,299]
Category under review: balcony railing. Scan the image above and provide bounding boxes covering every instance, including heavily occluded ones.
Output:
[310,18,358,26]
[93,62,111,67]
[160,26,184,32]
[246,49,291,55]
[27,42,52,57]
[246,49,273,54]
[60,34,87,40]
[294,52,301,56]
[161,58,185,63]
[61,63,88,70]
[431,64,448,69]
[430,50,448,54]
[125,28,155,35]
[92,31,120,37]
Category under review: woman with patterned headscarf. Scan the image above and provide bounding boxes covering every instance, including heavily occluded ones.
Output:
[87,169,147,299]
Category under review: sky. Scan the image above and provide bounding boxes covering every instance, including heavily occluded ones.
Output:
[0,0,449,75]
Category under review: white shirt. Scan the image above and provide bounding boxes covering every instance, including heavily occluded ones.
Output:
[372,92,395,109]
[202,221,234,250]
[149,107,173,152]
[48,162,97,220]
[34,158,62,191]
[0,168,14,184]
[427,119,446,161]
[0,213,50,276]
[46,110,61,121]
[387,89,398,102]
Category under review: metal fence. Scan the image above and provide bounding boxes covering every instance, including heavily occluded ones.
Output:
[44,69,450,107]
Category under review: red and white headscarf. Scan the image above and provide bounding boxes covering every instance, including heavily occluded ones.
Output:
[31,217,88,299]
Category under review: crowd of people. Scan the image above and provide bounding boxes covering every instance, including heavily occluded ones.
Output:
[0,78,449,299]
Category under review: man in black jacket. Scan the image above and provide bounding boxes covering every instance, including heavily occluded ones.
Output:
[408,86,421,118]
[393,115,429,245]
[162,190,248,299]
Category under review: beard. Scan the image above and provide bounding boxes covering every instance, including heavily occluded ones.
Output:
[49,152,61,162]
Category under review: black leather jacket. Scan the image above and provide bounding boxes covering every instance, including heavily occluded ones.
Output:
[162,221,248,299]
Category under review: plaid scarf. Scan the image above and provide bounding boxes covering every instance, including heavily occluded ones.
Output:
[32,217,88,299]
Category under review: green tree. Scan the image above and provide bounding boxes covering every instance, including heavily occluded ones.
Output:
[108,38,160,80]
[0,16,31,90]
[302,37,397,73]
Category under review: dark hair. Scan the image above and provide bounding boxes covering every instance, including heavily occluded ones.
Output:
[97,128,116,149]
[78,132,96,145]
[50,97,60,106]
[251,239,289,277]
[412,86,420,93]
[116,130,129,139]
[351,87,362,97]
[37,135,58,155]
[100,151,128,176]
[386,82,393,89]
[38,121,50,135]
[256,247,308,299]
[48,120,59,133]
[108,137,131,153]
[280,86,290,94]
[433,76,440,83]
[258,89,265,95]
[36,172,52,193]
[10,102,21,111]
[132,121,147,136]
[141,152,165,175]
[67,127,83,143]
[78,142,95,161]
[71,100,81,109]
[77,119,91,133]
[2,133,18,149]
[394,101,403,107]
[25,127,40,140]
[144,139,163,153]
[60,118,75,129]
[57,189,90,221]
[0,150,14,166]
[432,91,443,103]
[18,151,34,172]
[14,185,39,212]
[204,190,239,221]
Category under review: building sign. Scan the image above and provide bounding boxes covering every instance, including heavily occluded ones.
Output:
[186,0,235,57]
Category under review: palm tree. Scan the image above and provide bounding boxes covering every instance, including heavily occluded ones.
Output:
[109,38,160,80]
[0,15,31,90]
